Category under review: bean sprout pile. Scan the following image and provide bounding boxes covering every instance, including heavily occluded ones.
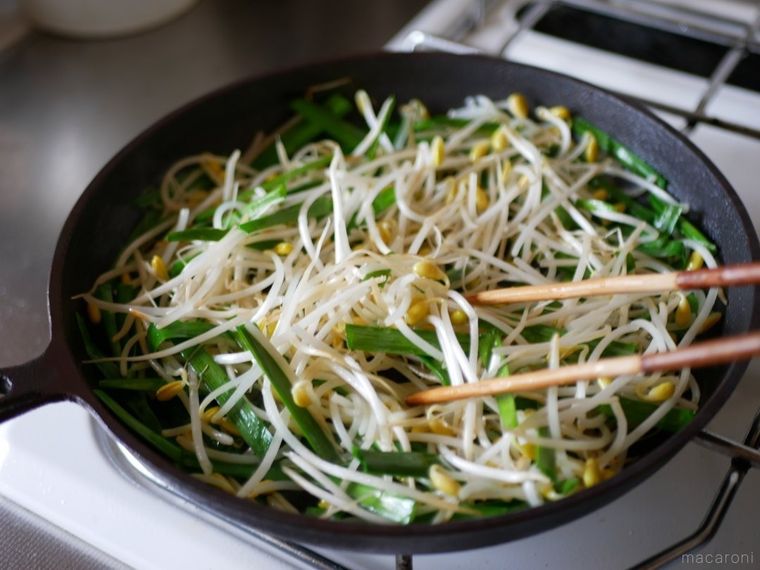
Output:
[82,90,721,524]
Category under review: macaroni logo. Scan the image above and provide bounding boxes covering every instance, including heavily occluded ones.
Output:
[681,552,754,565]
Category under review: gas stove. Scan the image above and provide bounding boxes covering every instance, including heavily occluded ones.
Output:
[1,1,759,568]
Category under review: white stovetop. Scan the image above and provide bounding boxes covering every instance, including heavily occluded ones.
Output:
[2,1,760,568]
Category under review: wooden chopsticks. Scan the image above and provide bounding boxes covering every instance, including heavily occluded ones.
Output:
[465,261,760,306]
[406,262,760,406]
[405,331,760,406]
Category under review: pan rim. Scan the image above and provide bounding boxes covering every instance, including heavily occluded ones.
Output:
[47,50,760,553]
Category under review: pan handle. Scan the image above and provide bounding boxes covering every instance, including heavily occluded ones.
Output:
[0,346,73,422]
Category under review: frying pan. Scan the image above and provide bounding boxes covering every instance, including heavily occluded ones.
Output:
[0,52,758,554]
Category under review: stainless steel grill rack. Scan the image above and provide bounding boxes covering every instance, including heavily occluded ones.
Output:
[401,0,760,140]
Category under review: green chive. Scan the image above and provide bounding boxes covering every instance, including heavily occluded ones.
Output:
[94,389,184,461]
[290,99,365,151]
[573,118,667,188]
[354,449,438,477]
[536,426,557,482]
[599,397,695,432]
[347,483,416,524]
[234,326,337,461]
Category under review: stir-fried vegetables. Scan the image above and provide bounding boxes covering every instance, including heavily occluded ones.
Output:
[80,89,719,524]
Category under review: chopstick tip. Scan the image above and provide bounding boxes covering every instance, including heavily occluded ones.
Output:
[405,393,425,407]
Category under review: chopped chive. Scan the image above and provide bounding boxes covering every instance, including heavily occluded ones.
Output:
[367,96,396,159]
[599,397,695,432]
[94,389,184,461]
[536,426,557,482]
[183,347,273,457]
[114,282,137,331]
[95,283,121,357]
[575,198,622,217]
[371,186,397,216]
[346,324,560,358]
[521,324,564,343]
[679,218,716,251]
[252,94,352,169]
[146,320,217,351]
[347,186,396,230]
[354,449,438,477]
[555,477,580,495]
[413,116,498,135]
[495,364,517,429]
[260,156,332,192]
[247,239,283,251]
[637,237,688,267]
[446,265,469,288]
[347,483,416,524]
[239,195,333,233]
[649,196,683,235]
[290,99,365,151]
[234,326,337,461]
[497,394,518,429]
[236,184,288,216]
[123,392,163,433]
[419,355,451,386]
[166,228,228,242]
[183,458,287,481]
[573,118,667,188]
[362,269,391,283]
[168,254,198,278]
[146,322,272,457]
[586,338,638,357]
[626,253,636,273]
[96,389,285,481]
[451,499,526,520]
[77,313,120,378]
[286,180,323,195]
[345,324,469,357]
[218,185,289,229]
[554,206,578,229]
[478,327,502,369]
[590,177,656,223]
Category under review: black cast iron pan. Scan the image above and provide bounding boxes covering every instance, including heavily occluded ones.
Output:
[0,52,758,553]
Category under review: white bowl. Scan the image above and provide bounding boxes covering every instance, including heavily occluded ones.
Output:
[20,0,198,39]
